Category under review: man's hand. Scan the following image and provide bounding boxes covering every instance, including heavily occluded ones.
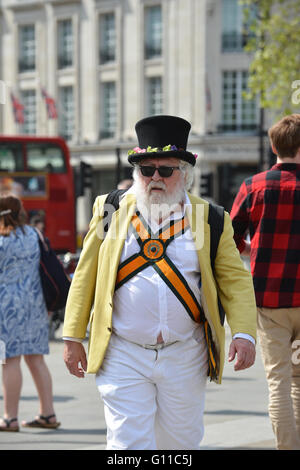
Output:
[64,341,87,378]
[228,338,256,371]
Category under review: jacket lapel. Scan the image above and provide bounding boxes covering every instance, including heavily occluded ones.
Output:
[100,194,136,295]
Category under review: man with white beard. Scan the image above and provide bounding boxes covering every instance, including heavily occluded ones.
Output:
[63,115,257,450]
[131,156,191,224]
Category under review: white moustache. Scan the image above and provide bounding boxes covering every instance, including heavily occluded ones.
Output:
[147,181,166,193]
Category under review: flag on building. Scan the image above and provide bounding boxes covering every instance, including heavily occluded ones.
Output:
[10,92,24,124]
[42,88,58,119]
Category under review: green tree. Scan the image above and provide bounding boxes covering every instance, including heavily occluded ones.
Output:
[241,0,300,114]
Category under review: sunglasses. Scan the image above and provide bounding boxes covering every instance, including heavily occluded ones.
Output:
[139,165,180,178]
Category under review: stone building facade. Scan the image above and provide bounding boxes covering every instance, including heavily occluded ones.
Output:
[0,0,273,214]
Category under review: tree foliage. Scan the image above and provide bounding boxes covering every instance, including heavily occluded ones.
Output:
[241,0,300,114]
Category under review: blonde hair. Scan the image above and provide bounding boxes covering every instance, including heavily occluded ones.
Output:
[268,114,300,159]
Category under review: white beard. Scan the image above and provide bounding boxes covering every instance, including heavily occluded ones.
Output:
[132,171,186,223]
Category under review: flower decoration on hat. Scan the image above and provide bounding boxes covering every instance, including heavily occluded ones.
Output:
[128,145,198,160]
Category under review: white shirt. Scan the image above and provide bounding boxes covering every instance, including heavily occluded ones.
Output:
[112,191,204,345]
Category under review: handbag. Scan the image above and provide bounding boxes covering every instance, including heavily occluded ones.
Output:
[35,228,71,311]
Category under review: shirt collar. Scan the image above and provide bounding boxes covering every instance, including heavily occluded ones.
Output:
[271,162,300,171]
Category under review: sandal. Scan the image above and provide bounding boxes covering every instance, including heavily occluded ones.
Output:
[22,414,61,429]
[0,417,19,432]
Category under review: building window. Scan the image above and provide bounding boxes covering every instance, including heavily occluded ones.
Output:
[221,71,258,132]
[100,82,116,139]
[221,0,254,52]
[99,13,116,64]
[58,86,75,141]
[57,19,73,69]
[18,25,35,72]
[146,76,163,115]
[21,90,36,135]
[145,5,162,59]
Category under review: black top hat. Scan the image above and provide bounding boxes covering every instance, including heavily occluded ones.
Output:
[128,115,197,166]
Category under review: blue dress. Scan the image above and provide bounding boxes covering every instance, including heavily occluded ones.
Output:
[0,225,49,359]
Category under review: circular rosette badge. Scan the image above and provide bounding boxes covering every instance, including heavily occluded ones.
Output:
[142,239,165,260]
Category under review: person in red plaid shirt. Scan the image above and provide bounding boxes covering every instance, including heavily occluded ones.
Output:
[230,114,300,450]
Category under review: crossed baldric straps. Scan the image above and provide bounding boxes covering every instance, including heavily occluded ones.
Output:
[114,211,218,379]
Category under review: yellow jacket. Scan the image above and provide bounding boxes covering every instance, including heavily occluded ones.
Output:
[63,192,257,383]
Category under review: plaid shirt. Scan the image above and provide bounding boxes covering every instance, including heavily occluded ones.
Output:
[230,163,300,308]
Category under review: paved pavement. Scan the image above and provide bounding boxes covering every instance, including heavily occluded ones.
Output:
[0,325,276,451]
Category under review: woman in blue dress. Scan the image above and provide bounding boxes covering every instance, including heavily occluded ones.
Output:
[0,194,60,431]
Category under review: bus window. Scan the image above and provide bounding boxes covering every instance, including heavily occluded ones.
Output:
[0,143,23,171]
[27,143,66,173]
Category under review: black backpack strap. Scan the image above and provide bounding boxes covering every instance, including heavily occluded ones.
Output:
[208,203,225,325]
[208,202,224,269]
[103,189,127,233]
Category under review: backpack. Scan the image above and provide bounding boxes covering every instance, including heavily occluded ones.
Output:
[35,229,71,311]
[103,189,225,324]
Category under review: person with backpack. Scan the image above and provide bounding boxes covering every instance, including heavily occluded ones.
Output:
[63,115,256,450]
[230,114,300,450]
[0,194,60,431]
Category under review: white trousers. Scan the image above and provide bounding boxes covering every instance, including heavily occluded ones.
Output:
[95,331,208,450]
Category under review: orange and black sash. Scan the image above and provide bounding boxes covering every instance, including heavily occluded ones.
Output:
[115,212,205,324]
[115,212,218,380]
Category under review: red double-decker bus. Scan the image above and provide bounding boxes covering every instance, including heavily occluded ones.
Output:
[0,135,76,253]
